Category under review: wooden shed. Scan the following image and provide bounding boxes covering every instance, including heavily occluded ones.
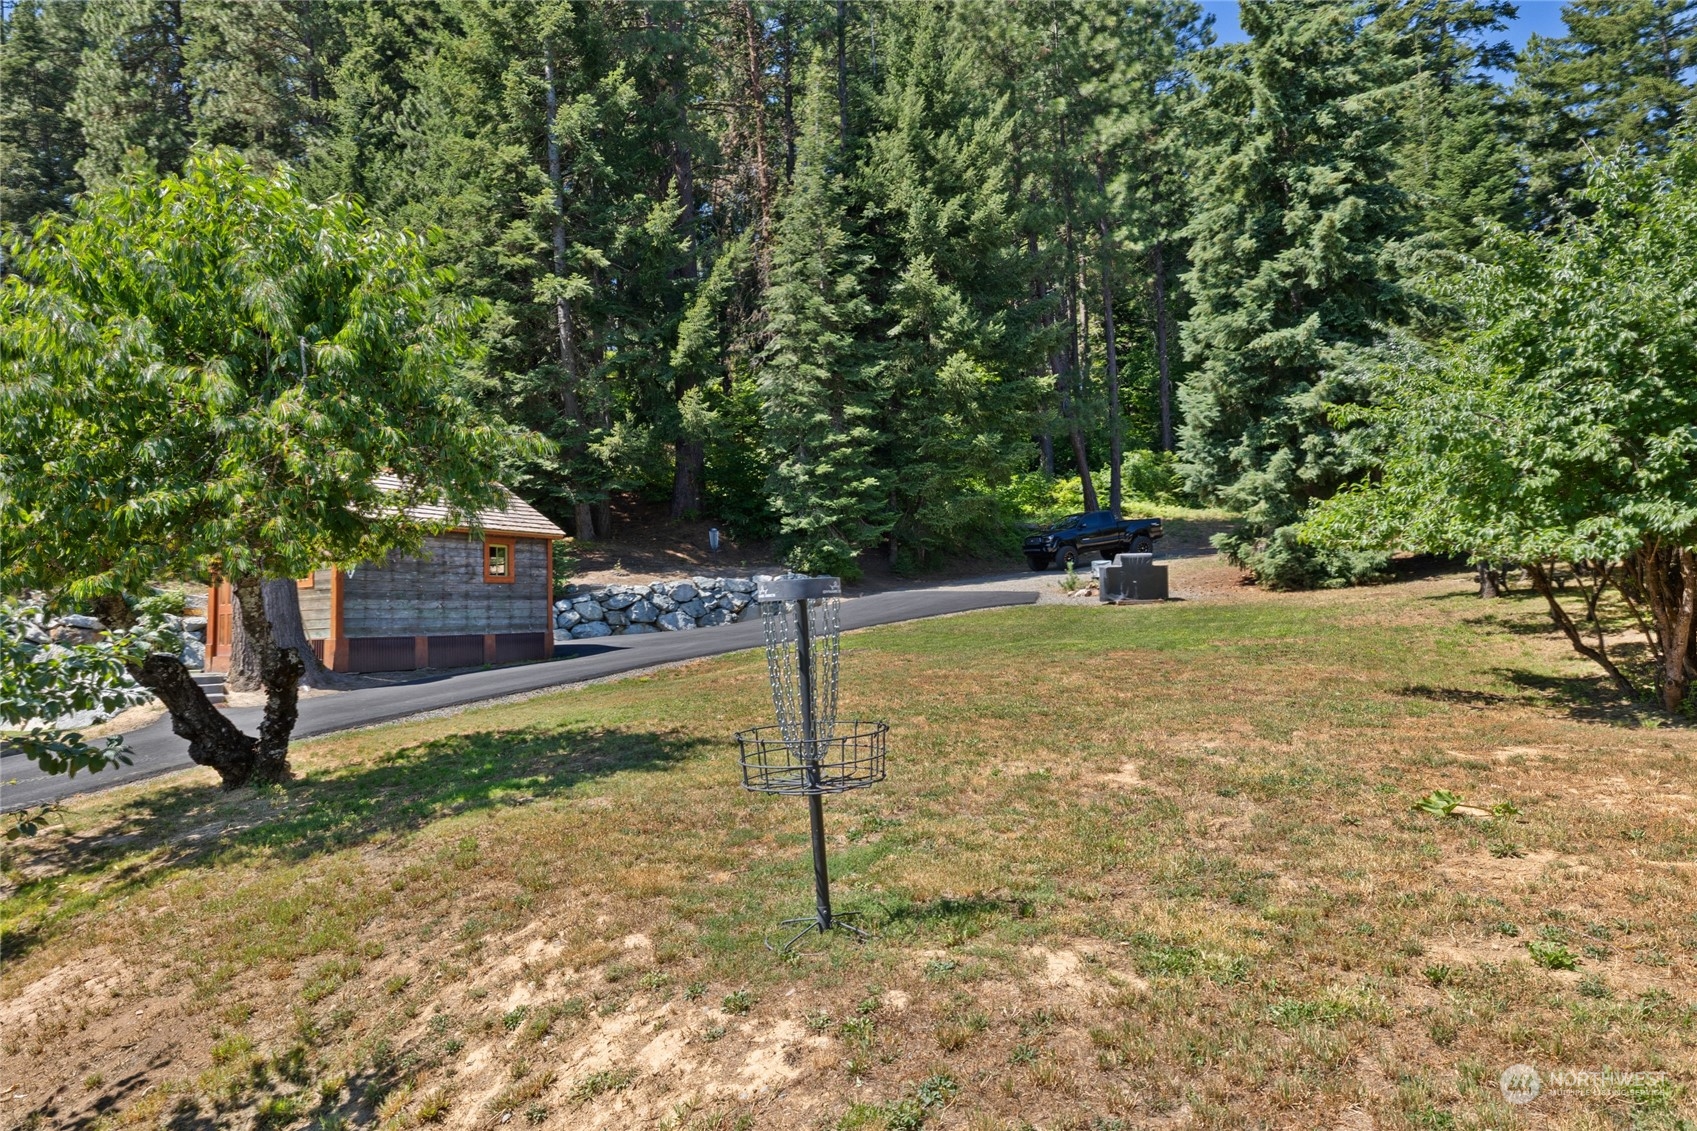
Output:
[205,480,566,674]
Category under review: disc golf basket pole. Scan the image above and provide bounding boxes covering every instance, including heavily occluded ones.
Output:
[736,574,887,953]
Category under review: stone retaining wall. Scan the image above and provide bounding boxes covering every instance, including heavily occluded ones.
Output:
[555,577,759,638]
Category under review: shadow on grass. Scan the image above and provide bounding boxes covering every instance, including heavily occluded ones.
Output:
[876,895,1033,942]
[1401,667,1651,726]
[6,723,708,964]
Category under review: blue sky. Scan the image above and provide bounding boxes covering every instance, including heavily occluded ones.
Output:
[1199,1,1572,52]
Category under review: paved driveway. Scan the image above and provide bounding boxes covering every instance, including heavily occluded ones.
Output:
[2,585,1036,810]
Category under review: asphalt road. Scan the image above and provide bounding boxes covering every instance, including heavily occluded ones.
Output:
[1,585,1036,811]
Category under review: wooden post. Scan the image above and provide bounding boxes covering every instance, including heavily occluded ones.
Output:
[327,569,348,672]
[545,536,555,641]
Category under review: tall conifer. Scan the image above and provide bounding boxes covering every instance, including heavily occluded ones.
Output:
[1179,1,1409,588]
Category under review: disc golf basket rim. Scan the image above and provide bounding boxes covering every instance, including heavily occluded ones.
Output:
[736,720,887,796]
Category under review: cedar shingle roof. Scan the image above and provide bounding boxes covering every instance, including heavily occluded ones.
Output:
[373,474,567,539]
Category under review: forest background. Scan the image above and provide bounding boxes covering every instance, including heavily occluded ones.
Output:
[1,0,1692,584]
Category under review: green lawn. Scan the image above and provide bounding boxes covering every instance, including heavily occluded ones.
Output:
[2,571,1694,1130]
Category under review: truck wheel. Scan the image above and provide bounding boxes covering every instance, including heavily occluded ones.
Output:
[1129,535,1154,554]
[1026,554,1051,572]
[1056,545,1079,569]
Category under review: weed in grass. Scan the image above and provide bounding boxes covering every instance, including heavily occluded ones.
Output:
[273,1045,309,1083]
[923,958,958,978]
[1527,940,1580,970]
[639,970,672,992]
[1488,841,1525,858]
[502,1006,529,1031]
[1578,975,1612,999]
[383,974,411,996]
[1010,1042,1038,1065]
[443,1037,464,1055]
[721,989,754,1015]
[82,1072,104,1089]
[1412,789,1463,816]
[838,1016,876,1049]
[572,1067,635,1102]
[417,1089,451,1122]
[684,981,706,1001]
[1423,964,1455,987]
[805,1010,832,1032]
[1492,921,1520,937]
[253,1095,300,1129]
[525,1104,548,1125]
[701,1024,727,1043]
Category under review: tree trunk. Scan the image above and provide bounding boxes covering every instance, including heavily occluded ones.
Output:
[264,580,338,689]
[231,575,302,785]
[543,42,595,543]
[1659,548,1696,713]
[1477,562,1499,599]
[1150,238,1174,453]
[836,0,849,145]
[1096,164,1122,515]
[1526,562,1637,698]
[131,653,261,788]
[669,10,708,520]
[671,438,706,518]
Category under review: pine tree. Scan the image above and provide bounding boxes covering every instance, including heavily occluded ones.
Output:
[72,0,193,185]
[861,3,1045,566]
[182,0,344,166]
[0,0,88,236]
[1384,0,1527,252]
[1518,0,1697,220]
[1178,0,1410,588]
[760,54,885,577]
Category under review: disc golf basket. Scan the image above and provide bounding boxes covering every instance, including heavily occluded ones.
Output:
[736,574,887,952]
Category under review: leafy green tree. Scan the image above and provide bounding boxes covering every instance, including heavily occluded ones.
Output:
[1308,141,1697,711]
[0,0,88,237]
[1178,0,1410,588]
[1518,0,1697,220]
[0,150,522,786]
[760,55,885,577]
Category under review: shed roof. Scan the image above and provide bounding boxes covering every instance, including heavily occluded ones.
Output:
[374,473,567,539]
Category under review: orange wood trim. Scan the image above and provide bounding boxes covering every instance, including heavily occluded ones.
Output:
[297,572,315,589]
[326,568,346,671]
[205,583,219,660]
[483,537,516,583]
[414,635,429,669]
[483,634,496,665]
[545,537,555,637]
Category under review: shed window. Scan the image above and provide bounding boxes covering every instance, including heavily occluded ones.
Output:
[484,538,515,583]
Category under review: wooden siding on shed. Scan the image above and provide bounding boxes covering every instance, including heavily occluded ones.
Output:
[298,568,334,639]
[340,534,549,638]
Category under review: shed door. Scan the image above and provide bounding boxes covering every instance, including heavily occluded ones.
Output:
[215,583,232,653]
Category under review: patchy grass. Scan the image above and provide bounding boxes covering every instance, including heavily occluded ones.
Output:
[2,567,1696,1130]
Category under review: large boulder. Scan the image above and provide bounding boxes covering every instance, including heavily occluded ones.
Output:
[679,597,708,618]
[572,599,606,622]
[651,591,678,613]
[628,598,659,624]
[553,598,573,612]
[556,609,582,631]
[670,581,698,603]
[570,621,615,639]
[184,615,208,635]
[727,593,752,613]
[605,608,630,628]
[724,577,756,594]
[181,636,206,669]
[60,613,103,630]
[604,590,640,611]
[623,623,659,634]
[658,611,696,631]
[697,608,730,627]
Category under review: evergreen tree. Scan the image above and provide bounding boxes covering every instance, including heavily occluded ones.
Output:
[182,0,344,166]
[1519,0,1697,220]
[862,3,1045,566]
[1385,0,1527,251]
[760,55,884,577]
[0,0,88,236]
[72,0,193,185]
[1178,0,1410,588]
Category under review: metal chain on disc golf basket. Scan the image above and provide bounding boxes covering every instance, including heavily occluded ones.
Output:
[761,577,840,748]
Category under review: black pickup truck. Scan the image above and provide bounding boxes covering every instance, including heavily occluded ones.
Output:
[1023,510,1163,571]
